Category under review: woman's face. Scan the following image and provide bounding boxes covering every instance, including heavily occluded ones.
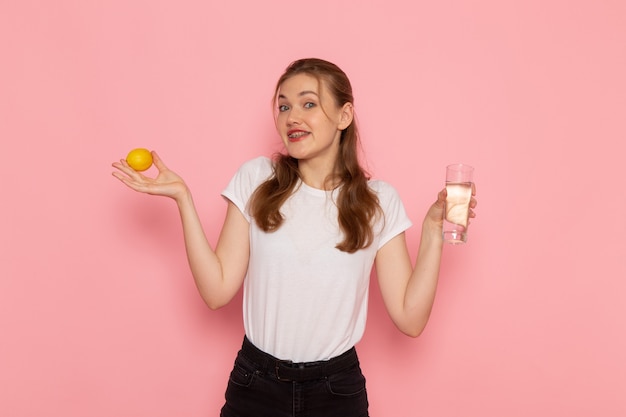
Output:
[275,73,352,165]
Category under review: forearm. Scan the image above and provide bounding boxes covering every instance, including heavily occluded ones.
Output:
[175,191,228,309]
[113,152,245,309]
[401,220,444,336]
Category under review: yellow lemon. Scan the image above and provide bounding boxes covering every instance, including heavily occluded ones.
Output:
[126,148,153,171]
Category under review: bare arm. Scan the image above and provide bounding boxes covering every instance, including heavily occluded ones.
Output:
[375,188,477,337]
[112,151,249,309]
[176,194,249,309]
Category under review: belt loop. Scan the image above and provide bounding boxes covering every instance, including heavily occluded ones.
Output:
[275,359,293,382]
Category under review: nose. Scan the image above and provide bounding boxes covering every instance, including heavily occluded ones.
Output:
[286,108,302,126]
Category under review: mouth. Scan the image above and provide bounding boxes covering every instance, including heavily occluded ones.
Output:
[287,130,310,141]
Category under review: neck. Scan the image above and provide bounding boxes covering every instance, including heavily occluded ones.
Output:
[298,158,339,190]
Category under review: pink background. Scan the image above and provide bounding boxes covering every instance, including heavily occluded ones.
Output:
[1,0,625,415]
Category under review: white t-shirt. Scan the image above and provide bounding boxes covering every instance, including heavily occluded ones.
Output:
[222,156,412,362]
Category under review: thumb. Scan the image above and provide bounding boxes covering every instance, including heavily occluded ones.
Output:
[151,151,169,171]
[436,188,447,208]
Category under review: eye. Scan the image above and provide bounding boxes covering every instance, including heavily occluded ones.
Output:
[304,102,316,109]
[278,104,290,112]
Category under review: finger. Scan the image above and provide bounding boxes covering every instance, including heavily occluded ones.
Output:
[112,158,132,171]
[113,159,143,179]
[112,171,156,194]
[435,188,446,207]
[151,151,169,172]
[115,160,156,189]
[471,182,477,196]
[112,160,133,175]
[112,171,142,190]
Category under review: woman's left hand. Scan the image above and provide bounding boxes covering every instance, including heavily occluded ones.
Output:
[424,184,477,229]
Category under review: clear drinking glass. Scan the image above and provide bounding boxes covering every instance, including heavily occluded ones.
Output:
[443,164,474,244]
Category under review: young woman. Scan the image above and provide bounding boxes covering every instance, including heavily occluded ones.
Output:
[112,58,477,417]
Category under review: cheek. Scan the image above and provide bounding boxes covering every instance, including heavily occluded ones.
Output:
[309,113,330,128]
[275,114,287,129]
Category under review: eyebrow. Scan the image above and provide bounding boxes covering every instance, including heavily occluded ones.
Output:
[278,90,319,99]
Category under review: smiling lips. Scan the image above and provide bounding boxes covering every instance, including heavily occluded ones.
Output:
[287,129,310,142]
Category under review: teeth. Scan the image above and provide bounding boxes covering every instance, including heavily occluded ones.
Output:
[288,131,308,138]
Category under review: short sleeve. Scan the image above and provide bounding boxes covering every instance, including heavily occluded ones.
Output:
[221,157,273,222]
[371,181,413,249]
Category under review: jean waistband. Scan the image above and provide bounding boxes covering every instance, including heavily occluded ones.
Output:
[239,336,359,382]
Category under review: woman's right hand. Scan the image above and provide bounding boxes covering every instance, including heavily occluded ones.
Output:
[112,151,188,201]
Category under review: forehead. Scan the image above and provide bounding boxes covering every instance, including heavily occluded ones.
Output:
[277,73,325,98]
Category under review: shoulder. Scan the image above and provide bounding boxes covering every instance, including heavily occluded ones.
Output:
[222,156,275,215]
[368,179,409,214]
[237,156,274,176]
[368,179,401,200]
[368,179,413,240]
[224,156,274,195]
[231,156,274,184]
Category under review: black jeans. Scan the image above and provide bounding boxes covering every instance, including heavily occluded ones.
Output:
[220,337,369,417]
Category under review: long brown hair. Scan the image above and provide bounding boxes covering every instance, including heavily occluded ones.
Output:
[249,58,381,253]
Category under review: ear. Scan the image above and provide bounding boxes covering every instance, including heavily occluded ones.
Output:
[338,102,354,130]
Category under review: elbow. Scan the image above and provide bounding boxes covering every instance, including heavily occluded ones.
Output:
[396,317,429,338]
[402,326,426,339]
[197,283,236,311]
[206,302,223,311]
[203,296,229,311]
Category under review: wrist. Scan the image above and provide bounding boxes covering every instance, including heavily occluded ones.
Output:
[421,217,443,244]
[174,185,193,206]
